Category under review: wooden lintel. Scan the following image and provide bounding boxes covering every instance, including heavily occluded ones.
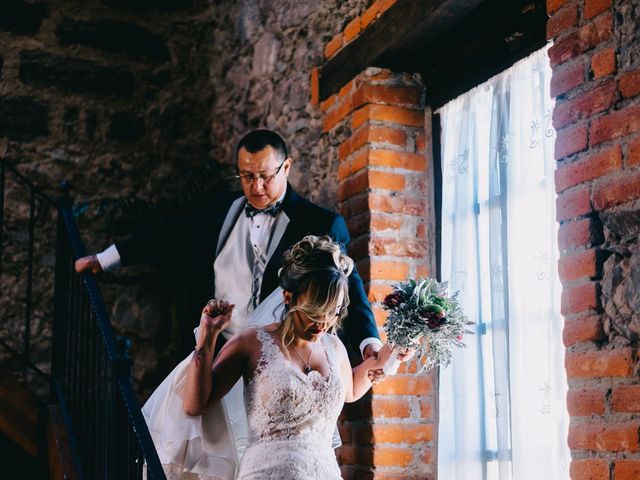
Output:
[318,0,486,100]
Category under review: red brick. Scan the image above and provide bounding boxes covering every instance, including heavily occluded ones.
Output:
[367,282,393,303]
[353,84,422,108]
[547,3,578,39]
[320,94,337,113]
[324,97,354,132]
[370,213,403,232]
[339,192,369,218]
[367,258,409,281]
[344,16,362,43]
[547,0,572,15]
[416,263,430,278]
[566,388,606,416]
[561,281,599,315]
[548,13,613,65]
[569,458,609,479]
[368,423,433,443]
[565,348,635,379]
[415,131,426,152]
[372,446,413,467]
[555,123,588,159]
[369,170,405,191]
[420,398,433,418]
[555,144,622,192]
[362,3,382,28]
[592,170,640,210]
[310,67,319,106]
[558,248,598,282]
[339,79,356,99]
[614,460,640,480]
[591,47,616,78]
[370,237,428,258]
[367,104,424,127]
[551,59,585,97]
[346,213,369,239]
[552,81,617,129]
[369,149,426,171]
[325,33,343,59]
[563,315,605,346]
[629,136,640,166]
[568,421,640,452]
[611,385,640,412]
[619,69,640,98]
[368,194,423,216]
[371,398,411,418]
[338,148,369,180]
[338,169,369,202]
[590,104,640,146]
[584,0,612,20]
[372,375,432,395]
[368,125,407,148]
[556,185,591,222]
[558,218,603,252]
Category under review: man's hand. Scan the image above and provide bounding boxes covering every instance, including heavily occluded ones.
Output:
[75,255,103,274]
[363,343,381,360]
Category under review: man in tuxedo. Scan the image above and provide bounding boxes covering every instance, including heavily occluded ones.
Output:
[76,129,382,360]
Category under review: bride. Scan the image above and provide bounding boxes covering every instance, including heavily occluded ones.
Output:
[182,235,391,479]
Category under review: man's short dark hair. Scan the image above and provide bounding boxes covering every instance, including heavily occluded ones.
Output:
[235,129,288,163]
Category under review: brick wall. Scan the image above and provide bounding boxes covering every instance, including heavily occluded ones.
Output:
[318,1,438,477]
[320,0,640,478]
[548,0,640,478]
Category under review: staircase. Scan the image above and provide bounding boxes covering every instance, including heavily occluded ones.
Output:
[0,161,166,479]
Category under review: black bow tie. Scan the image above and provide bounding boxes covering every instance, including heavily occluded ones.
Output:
[244,201,282,218]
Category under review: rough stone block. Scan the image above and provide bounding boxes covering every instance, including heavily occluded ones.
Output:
[108,112,145,141]
[103,0,193,11]
[0,1,50,36]
[19,50,135,96]
[0,95,49,140]
[57,18,170,62]
[63,107,79,140]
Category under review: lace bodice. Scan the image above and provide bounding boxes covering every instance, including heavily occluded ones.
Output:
[236,328,344,479]
[245,328,344,444]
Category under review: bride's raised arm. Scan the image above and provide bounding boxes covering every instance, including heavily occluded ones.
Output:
[183,300,254,416]
[332,336,392,403]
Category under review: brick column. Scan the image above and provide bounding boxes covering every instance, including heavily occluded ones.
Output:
[319,66,437,478]
[548,0,640,478]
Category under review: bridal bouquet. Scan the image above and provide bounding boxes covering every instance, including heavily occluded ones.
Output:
[381,278,471,374]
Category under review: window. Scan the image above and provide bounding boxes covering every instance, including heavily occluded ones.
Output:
[436,46,570,480]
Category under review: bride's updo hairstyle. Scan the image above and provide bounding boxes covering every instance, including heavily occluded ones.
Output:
[277,235,354,347]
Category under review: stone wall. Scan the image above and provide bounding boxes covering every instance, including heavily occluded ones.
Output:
[0,0,374,396]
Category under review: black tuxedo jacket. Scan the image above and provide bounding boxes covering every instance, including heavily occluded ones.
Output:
[115,184,379,353]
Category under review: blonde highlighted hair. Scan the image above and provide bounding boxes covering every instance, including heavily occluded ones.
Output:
[276,235,354,348]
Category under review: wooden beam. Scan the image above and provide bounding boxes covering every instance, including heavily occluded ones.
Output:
[319,0,486,100]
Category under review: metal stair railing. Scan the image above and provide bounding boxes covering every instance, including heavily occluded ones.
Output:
[0,161,166,479]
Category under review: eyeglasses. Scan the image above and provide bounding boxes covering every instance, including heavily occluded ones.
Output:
[236,159,286,185]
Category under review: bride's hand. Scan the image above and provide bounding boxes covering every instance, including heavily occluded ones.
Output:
[365,343,394,384]
[196,299,234,348]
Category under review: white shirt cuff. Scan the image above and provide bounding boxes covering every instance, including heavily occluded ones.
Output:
[359,337,383,358]
[96,244,121,272]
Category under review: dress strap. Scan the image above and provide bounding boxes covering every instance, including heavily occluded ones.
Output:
[321,334,340,372]
[255,327,281,373]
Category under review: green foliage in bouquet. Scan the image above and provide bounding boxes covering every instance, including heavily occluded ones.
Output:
[382,278,472,373]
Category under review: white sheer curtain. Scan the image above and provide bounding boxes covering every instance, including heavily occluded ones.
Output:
[436,46,570,480]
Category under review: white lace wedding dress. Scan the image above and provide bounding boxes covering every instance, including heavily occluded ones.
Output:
[236,328,345,479]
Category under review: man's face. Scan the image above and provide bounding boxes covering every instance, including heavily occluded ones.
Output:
[237,145,291,209]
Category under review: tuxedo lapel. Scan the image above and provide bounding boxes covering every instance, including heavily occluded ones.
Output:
[266,210,290,263]
[215,196,246,257]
